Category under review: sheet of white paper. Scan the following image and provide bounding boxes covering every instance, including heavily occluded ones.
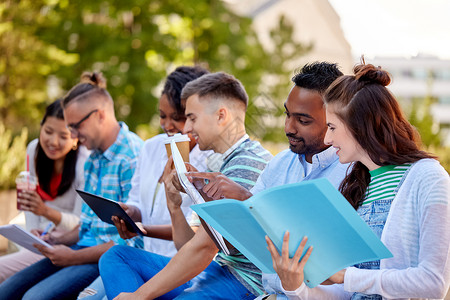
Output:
[0,224,53,255]
[170,140,230,255]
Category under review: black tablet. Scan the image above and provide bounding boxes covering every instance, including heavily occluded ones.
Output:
[76,190,144,235]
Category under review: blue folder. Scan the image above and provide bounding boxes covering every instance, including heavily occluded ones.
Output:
[191,178,392,288]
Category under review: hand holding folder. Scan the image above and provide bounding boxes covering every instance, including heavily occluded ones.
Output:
[191,178,393,288]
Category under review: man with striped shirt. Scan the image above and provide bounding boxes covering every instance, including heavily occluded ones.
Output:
[100,72,272,299]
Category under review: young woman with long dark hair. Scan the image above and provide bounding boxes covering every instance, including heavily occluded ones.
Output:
[0,99,89,283]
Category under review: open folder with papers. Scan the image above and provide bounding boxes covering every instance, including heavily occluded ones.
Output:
[170,140,230,255]
[191,178,393,288]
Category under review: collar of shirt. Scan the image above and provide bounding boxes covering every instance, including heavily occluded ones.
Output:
[222,133,249,161]
[206,134,249,172]
[298,146,339,171]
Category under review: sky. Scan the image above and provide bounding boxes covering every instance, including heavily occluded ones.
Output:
[328,0,450,59]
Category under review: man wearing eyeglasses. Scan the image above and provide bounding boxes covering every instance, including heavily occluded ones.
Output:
[0,72,143,300]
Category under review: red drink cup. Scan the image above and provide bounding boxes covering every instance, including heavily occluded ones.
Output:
[16,171,37,210]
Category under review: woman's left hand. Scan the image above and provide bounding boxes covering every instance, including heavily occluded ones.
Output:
[18,190,48,216]
[322,269,346,284]
[266,232,313,292]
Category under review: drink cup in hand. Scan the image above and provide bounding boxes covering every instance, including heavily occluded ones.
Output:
[164,133,190,169]
[16,171,37,210]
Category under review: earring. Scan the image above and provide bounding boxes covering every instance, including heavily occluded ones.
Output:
[72,142,78,151]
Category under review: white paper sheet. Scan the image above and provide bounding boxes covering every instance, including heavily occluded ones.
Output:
[0,224,53,254]
[170,140,230,255]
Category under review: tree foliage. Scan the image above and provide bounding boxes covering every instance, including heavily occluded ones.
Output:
[1,0,307,140]
[0,124,27,189]
[409,96,441,148]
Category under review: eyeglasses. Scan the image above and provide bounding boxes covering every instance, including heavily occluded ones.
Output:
[67,109,98,134]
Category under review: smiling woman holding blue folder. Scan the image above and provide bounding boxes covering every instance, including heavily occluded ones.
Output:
[265,61,450,299]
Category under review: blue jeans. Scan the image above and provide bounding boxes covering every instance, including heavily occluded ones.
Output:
[351,198,394,300]
[78,276,107,300]
[0,245,99,300]
[99,245,254,300]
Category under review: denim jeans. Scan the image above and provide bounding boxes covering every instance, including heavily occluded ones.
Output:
[0,245,99,300]
[78,276,107,300]
[99,245,255,300]
[350,198,394,300]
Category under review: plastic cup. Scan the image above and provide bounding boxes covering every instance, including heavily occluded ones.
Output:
[16,171,38,210]
[164,133,190,169]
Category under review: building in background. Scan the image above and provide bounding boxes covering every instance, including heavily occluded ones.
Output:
[226,0,354,73]
[226,0,450,147]
[371,55,450,146]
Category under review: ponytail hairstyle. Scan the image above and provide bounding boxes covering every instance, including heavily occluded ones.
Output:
[324,60,435,209]
[36,99,78,196]
[62,72,111,108]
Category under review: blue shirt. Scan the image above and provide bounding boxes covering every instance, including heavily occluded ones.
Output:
[255,147,350,299]
[251,146,349,195]
[78,122,143,247]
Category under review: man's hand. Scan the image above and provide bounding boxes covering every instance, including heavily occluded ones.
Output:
[166,157,200,194]
[186,172,252,201]
[164,175,184,212]
[34,244,77,266]
[163,159,201,211]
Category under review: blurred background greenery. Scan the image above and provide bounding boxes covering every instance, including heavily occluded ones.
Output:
[0,0,448,189]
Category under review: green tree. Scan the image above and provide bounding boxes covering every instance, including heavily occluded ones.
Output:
[0,0,78,134]
[409,96,441,147]
[1,0,309,143]
[246,15,312,142]
[0,124,27,189]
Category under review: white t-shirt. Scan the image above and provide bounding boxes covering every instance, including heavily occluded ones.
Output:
[126,134,211,257]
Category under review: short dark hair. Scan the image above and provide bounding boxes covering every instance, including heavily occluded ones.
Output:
[62,72,111,108]
[292,62,343,94]
[162,66,209,116]
[36,99,78,197]
[181,72,248,109]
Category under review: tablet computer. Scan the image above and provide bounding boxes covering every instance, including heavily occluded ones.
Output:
[76,190,144,235]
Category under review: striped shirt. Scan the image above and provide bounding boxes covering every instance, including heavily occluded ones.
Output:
[355,164,410,268]
[363,164,411,205]
[352,164,412,299]
[78,122,143,248]
[215,138,273,296]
